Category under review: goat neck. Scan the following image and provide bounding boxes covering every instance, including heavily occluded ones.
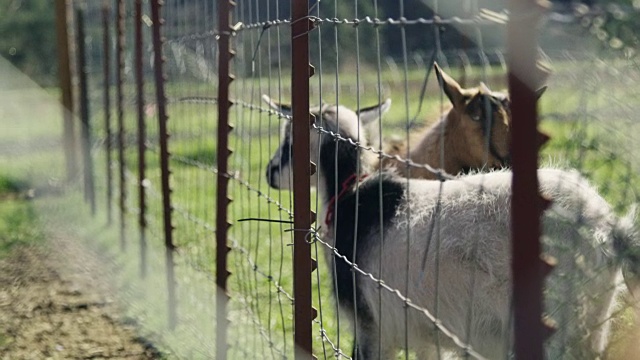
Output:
[316,130,362,206]
[404,112,463,179]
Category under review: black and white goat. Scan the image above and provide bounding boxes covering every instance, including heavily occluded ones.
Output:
[264,96,640,359]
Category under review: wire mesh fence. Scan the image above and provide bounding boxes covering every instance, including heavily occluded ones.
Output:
[54,0,640,359]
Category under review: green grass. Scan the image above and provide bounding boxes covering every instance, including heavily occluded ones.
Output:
[102,62,640,357]
[0,175,42,257]
[32,192,216,359]
[0,174,28,195]
[4,56,640,358]
[0,173,38,360]
[540,119,640,214]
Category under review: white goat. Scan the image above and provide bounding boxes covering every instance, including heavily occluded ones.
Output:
[264,97,640,359]
[378,63,546,180]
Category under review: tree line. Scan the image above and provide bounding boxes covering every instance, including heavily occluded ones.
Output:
[1,0,637,85]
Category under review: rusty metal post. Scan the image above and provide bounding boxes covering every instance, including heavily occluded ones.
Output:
[55,0,77,182]
[150,0,178,330]
[134,0,148,278]
[508,1,554,359]
[102,3,113,225]
[116,0,127,251]
[291,1,316,358]
[216,0,235,358]
[75,5,96,216]
[75,7,96,216]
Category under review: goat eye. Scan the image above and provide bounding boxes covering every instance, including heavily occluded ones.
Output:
[471,114,481,122]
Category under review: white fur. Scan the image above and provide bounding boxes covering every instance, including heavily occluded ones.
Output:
[264,97,384,190]
[265,98,638,359]
[353,169,627,359]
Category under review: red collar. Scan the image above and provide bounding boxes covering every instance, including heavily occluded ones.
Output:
[324,173,368,227]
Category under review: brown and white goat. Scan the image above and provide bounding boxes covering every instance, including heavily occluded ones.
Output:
[379,63,546,179]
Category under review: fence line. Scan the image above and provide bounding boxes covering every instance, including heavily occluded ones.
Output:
[115,0,126,251]
[216,0,234,358]
[55,0,77,182]
[75,5,96,216]
[61,0,640,359]
[291,1,315,358]
[102,3,113,226]
[68,0,537,357]
[149,0,177,331]
[134,0,148,279]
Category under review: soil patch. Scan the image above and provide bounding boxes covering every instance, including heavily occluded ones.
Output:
[0,240,161,360]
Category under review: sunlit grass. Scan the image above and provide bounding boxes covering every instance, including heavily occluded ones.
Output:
[4,55,640,358]
[0,175,43,257]
[96,63,640,357]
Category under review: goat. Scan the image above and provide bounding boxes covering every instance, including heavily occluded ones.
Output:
[263,95,390,189]
[264,97,640,359]
[378,63,546,180]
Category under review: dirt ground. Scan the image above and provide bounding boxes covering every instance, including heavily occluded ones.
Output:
[0,238,161,360]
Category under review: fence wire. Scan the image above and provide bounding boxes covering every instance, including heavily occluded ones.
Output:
[65,0,640,359]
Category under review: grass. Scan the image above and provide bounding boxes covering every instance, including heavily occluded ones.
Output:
[0,175,42,257]
[92,61,640,357]
[32,192,219,359]
[156,63,640,357]
[540,119,640,214]
[0,174,28,196]
[4,53,640,358]
[0,173,41,351]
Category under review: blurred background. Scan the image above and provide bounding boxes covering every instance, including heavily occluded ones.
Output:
[3,0,640,359]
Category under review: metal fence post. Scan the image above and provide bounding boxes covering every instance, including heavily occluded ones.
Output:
[508,0,555,359]
[55,0,77,182]
[291,1,316,358]
[216,0,235,358]
[75,4,96,216]
[116,0,127,251]
[102,3,113,225]
[134,0,147,279]
[150,0,178,330]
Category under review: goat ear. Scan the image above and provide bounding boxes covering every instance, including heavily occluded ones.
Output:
[357,98,392,125]
[479,82,492,94]
[262,94,292,119]
[434,62,466,108]
[535,86,548,100]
